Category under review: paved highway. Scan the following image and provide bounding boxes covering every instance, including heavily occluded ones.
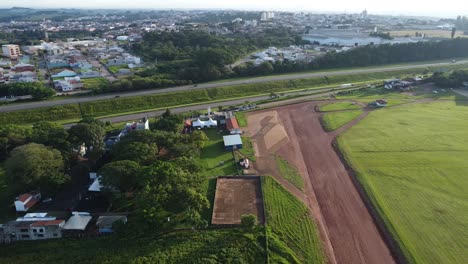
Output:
[2,60,466,113]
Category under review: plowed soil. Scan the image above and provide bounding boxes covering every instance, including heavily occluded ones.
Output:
[246,101,395,264]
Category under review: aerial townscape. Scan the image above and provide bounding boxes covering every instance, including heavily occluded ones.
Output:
[0,2,468,264]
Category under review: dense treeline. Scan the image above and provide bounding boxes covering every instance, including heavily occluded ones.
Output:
[234,38,468,78]
[0,82,55,100]
[431,69,468,87]
[0,30,102,45]
[128,29,300,83]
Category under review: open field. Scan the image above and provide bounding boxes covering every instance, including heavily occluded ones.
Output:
[319,101,361,111]
[211,177,265,225]
[322,109,364,131]
[262,176,324,263]
[0,228,267,264]
[338,100,468,263]
[246,102,395,264]
[81,77,108,90]
[274,155,304,191]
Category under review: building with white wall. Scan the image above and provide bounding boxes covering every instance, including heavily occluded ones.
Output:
[2,45,21,59]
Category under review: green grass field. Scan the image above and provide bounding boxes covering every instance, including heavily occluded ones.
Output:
[81,77,109,90]
[274,156,304,191]
[322,110,363,132]
[0,228,266,264]
[262,176,325,264]
[319,101,361,111]
[200,129,237,177]
[235,112,247,127]
[338,101,468,264]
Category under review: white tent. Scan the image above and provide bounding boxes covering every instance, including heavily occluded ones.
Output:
[192,118,217,128]
[206,118,218,127]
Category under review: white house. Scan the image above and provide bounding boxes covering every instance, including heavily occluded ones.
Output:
[14,192,41,212]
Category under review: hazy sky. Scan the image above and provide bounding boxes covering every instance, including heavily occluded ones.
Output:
[0,0,466,18]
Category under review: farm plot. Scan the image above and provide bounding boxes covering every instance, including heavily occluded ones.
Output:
[262,176,324,264]
[211,177,265,225]
[338,100,468,264]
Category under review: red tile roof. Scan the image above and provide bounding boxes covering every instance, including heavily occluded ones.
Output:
[226,117,239,130]
[24,198,38,209]
[18,194,32,203]
[31,220,65,227]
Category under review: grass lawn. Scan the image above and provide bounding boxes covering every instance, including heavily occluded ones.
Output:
[236,136,256,162]
[235,112,247,127]
[262,176,325,264]
[200,129,237,177]
[319,101,361,111]
[338,101,468,264]
[0,228,267,264]
[82,77,108,90]
[274,155,304,191]
[322,110,363,132]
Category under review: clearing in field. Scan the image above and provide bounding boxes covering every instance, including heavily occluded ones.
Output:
[211,177,265,225]
[338,100,468,264]
[262,176,325,264]
[321,109,363,131]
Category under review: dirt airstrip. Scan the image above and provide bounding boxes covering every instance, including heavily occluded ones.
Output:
[246,101,395,264]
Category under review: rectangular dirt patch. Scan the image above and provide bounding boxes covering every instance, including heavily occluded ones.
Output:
[211,177,265,225]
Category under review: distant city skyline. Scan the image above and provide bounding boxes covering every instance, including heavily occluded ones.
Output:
[0,0,466,18]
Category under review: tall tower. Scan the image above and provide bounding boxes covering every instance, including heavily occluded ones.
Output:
[43,18,49,42]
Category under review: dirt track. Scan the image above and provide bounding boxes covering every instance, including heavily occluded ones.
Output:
[247,101,395,264]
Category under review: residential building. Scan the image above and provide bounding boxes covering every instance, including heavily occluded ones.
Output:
[0,213,64,242]
[2,45,21,59]
[14,192,41,212]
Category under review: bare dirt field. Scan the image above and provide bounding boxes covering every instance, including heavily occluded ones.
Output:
[246,101,394,264]
[211,177,265,225]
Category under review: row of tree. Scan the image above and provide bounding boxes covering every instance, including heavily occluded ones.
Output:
[0,82,55,100]
[431,69,468,87]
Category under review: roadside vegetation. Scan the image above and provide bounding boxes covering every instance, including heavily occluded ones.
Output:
[338,101,468,264]
[274,155,304,191]
[0,68,447,125]
[319,101,361,111]
[0,228,267,263]
[322,110,363,132]
[262,176,325,264]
